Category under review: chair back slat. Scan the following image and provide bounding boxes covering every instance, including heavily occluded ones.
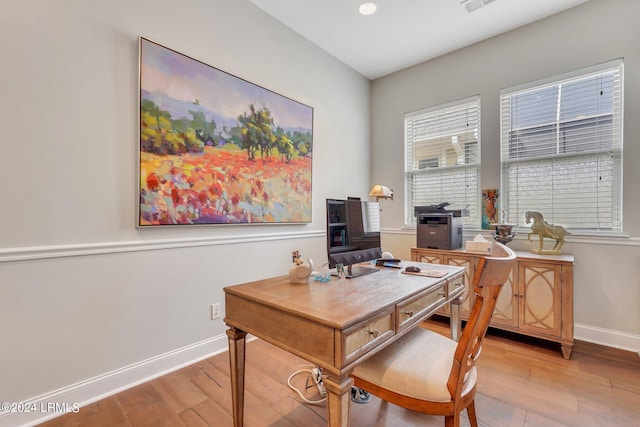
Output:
[472,243,517,290]
[448,243,517,399]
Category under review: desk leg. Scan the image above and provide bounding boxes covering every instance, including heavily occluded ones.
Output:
[450,298,462,342]
[227,327,247,427]
[323,375,354,427]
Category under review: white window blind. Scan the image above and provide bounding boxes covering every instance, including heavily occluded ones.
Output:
[405,96,480,226]
[500,60,623,232]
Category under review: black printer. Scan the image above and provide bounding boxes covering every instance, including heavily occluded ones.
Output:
[415,203,468,250]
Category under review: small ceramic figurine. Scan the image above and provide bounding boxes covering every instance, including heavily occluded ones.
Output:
[289,251,314,284]
[525,211,570,255]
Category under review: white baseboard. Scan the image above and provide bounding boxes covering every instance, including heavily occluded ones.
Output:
[0,334,229,427]
[575,323,640,356]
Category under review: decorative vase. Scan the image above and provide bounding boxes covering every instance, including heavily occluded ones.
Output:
[492,224,516,245]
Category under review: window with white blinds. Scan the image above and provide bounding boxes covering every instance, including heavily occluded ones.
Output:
[405,96,480,226]
[500,60,623,232]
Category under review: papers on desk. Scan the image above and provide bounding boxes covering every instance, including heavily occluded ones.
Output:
[401,269,448,278]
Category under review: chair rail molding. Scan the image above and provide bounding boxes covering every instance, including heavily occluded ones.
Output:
[0,229,325,263]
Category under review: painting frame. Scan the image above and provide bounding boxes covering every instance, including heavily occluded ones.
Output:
[137,37,314,227]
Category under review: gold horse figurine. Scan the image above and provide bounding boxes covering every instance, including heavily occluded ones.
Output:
[525,211,569,255]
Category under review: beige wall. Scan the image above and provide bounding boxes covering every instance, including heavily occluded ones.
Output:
[371,0,640,350]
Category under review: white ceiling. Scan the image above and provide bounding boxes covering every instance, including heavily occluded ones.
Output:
[249,0,591,80]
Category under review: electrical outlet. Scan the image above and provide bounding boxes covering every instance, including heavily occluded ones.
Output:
[211,303,221,320]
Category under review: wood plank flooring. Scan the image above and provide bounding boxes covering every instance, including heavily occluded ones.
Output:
[39,320,640,427]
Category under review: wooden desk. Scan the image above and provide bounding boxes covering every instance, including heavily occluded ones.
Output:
[224,262,465,427]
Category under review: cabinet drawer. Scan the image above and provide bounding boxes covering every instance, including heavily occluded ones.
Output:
[343,310,394,364]
[397,284,446,331]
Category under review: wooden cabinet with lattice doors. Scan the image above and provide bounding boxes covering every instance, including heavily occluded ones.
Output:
[410,249,475,318]
[411,247,574,358]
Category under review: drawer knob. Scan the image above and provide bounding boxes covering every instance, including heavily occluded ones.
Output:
[403,310,414,317]
[369,329,379,338]
[438,292,445,297]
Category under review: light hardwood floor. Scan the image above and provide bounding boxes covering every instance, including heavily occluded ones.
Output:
[39,320,640,427]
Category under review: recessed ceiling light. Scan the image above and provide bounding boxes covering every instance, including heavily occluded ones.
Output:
[358,1,377,16]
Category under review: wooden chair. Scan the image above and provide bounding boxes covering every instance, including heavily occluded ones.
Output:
[351,243,516,427]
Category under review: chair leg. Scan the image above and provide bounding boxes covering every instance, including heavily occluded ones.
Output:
[467,400,478,427]
[444,415,454,427]
[444,413,461,427]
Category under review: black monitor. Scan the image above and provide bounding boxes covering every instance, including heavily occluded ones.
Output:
[326,198,382,278]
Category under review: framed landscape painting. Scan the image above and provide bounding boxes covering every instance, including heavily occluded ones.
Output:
[138,37,313,226]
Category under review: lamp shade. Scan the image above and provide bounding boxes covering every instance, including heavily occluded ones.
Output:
[369,185,393,201]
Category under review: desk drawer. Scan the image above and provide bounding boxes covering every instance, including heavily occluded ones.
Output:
[397,284,446,331]
[343,310,394,365]
[448,272,466,299]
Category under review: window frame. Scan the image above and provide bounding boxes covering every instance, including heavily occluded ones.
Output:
[499,59,624,235]
[404,95,481,228]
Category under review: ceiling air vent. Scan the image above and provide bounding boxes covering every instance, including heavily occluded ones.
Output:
[461,0,497,13]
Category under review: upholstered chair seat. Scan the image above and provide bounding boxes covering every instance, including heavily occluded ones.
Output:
[352,327,476,403]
